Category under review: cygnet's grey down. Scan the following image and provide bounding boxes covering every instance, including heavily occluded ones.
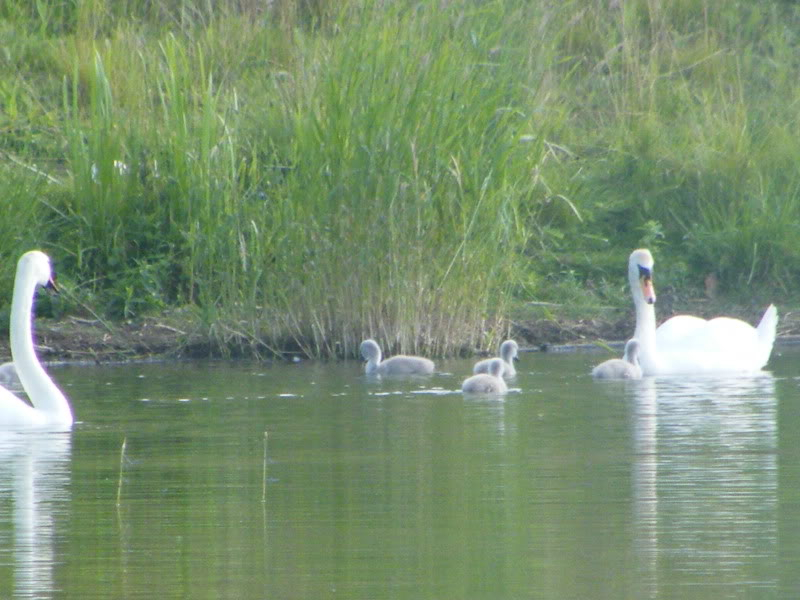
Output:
[473,339,518,378]
[591,339,643,379]
[360,339,435,375]
[462,358,508,394]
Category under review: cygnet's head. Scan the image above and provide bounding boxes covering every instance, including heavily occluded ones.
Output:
[500,340,518,361]
[488,358,505,378]
[623,338,640,366]
[360,339,381,361]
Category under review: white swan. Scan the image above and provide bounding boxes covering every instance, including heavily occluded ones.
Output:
[592,339,642,379]
[0,251,73,430]
[462,358,508,394]
[628,248,777,375]
[473,339,518,377]
[360,339,435,375]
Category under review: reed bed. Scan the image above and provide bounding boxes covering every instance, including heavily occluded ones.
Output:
[2,0,800,356]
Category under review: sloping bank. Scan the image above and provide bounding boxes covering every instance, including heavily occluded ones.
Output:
[5,300,797,364]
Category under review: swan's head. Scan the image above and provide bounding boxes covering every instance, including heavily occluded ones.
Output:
[623,338,640,366]
[360,339,381,361]
[18,251,57,291]
[488,358,505,378]
[500,340,519,361]
[628,249,656,305]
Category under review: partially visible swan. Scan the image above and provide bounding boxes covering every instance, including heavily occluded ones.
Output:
[0,251,73,430]
[0,361,20,389]
[628,248,777,375]
[360,339,435,375]
[473,339,518,378]
[462,358,508,394]
[592,339,642,379]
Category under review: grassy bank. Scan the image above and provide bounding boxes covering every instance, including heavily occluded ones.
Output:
[2,0,799,357]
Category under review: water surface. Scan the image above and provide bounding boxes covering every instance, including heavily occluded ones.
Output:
[3,347,800,598]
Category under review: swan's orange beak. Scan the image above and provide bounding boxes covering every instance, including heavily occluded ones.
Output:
[638,265,656,304]
[45,275,59,294]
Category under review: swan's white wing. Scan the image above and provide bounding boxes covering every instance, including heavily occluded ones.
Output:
[658,316,758,351]
[655,316,765,372]
[655,315,709,346]
[704,317,761,348]
[0,386,47,429]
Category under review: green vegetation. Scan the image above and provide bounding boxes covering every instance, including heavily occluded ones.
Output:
[1,0,799,357]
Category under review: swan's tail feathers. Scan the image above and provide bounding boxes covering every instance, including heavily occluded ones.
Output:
[757,304,778,342]
[756,304,778,366]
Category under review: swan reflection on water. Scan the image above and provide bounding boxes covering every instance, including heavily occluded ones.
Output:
[630,372,778,594]
[0,432,71,599]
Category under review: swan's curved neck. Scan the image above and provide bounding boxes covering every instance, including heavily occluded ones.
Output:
[364,344,382,374]
[633,295,658,371]
[10,271,72,423]
[634,298,656,340]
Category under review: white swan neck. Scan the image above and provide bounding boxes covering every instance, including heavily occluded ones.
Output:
[10,267,72,425]
[633,300,656,343]
[633,297,659,371]
[628,250,659,374]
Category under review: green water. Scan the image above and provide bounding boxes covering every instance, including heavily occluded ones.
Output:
[2,347,800,599]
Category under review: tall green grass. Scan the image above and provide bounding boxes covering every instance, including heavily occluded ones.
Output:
[2,0,800,356]
[254,2,554,357]
[545,0,800,294]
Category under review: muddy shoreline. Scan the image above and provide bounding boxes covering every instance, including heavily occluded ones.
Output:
[6,299,798,364]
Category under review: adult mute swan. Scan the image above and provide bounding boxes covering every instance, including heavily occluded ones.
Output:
[628,248,777,376]
[360,339,435,375]
[462,358,508,394]
[592,339,642,379]
[473,339,518,378]
[0,251,73,430]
